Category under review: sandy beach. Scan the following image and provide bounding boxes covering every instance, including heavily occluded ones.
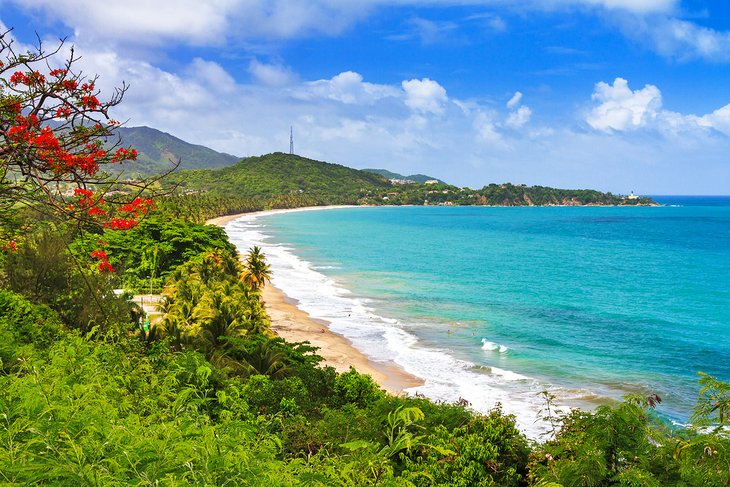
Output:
[208,209,424,395]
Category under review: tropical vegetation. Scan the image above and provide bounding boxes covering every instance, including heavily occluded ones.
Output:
[1,27,726,487]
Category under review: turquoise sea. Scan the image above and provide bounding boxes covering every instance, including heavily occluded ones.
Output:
[225,197,730,437]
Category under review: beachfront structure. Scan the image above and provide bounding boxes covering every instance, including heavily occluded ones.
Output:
[389,178,416,185]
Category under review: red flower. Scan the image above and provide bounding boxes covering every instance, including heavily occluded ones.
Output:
[105,218,138,230]
[9,71,28,85]
[74,187,94,198]
[91,249,108,260]
[98,260,114,273]
[79,95,100,109]
[87,206,107,216]
[62,79,78,91]
[55,106,72,118]
[2,240,17,252]
[113,147,138,163]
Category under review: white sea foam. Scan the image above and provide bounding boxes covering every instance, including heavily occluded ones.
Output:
[224,209,580,439]
[481,338,510,353]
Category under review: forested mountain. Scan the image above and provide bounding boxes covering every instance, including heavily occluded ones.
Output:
[112,126,241,176]
[167,152,392,205]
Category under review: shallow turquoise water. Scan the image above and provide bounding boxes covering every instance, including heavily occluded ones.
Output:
[230,199,730,428]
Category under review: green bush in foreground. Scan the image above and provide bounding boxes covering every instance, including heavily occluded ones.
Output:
[1,210,727,485]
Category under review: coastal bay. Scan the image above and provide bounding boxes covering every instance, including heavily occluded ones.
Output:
[219,202,730,435]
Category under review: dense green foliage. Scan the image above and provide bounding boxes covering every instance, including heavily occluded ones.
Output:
[73,215,237,292]
[1,222,141,332]
[528,392,730,486]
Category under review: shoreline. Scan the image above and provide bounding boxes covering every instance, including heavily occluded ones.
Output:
[208,207,424,395]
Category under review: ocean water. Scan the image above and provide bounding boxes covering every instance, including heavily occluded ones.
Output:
[224,197,730,437]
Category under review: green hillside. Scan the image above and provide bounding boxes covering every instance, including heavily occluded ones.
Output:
[113,126,241,176]
[472,183,655,206]
[167,152,391,205]
[165,152,656,208]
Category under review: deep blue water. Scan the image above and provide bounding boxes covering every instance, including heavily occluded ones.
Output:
[226,197,730,433]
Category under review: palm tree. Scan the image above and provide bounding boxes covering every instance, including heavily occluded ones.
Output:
[195,289,248,352]
[243,339,292,379]
[241,246,271,291]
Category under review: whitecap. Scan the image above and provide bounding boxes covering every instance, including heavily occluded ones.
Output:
[481,338,509,353]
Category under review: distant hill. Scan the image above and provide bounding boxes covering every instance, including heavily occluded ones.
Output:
[164,152,656,208]
[166,152,392,205]
[471,183,656,206]
[112,126,241,176]
[363,168,447,184]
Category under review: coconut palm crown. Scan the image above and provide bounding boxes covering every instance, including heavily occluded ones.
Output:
[241,246,271,291]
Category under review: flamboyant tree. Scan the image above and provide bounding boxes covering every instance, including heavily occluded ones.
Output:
[0,29,161,271]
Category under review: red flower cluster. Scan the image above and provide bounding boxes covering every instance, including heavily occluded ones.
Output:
[105,218,138,230]
[90,249,108,260]
[62,79,78,91]
[6,115,113,175]
[79,95,100,110]
[119,196,153,217]
[91,248,114,273]
[1,240,17,252]
[112,147,138,163]
[9,71,28,85]
[9,70,46,87]
[73,187,107,217]
[55,105,72,119]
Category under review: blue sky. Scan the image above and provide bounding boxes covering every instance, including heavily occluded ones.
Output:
[2,0,730,194]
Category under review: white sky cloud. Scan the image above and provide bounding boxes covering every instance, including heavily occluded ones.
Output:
[402,78,448,114]
[506,106,532,129]
[4,0,683,47]
[507,91,522,109]
[248,59,297,87]
[303,71,400,105]
[586,77,730,139]
[615,14,730,62]
[693,104,730,136]
[586,77,662,131]
[577,0,675,14]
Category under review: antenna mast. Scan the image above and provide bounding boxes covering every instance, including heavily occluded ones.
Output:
[289,126,294,154]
